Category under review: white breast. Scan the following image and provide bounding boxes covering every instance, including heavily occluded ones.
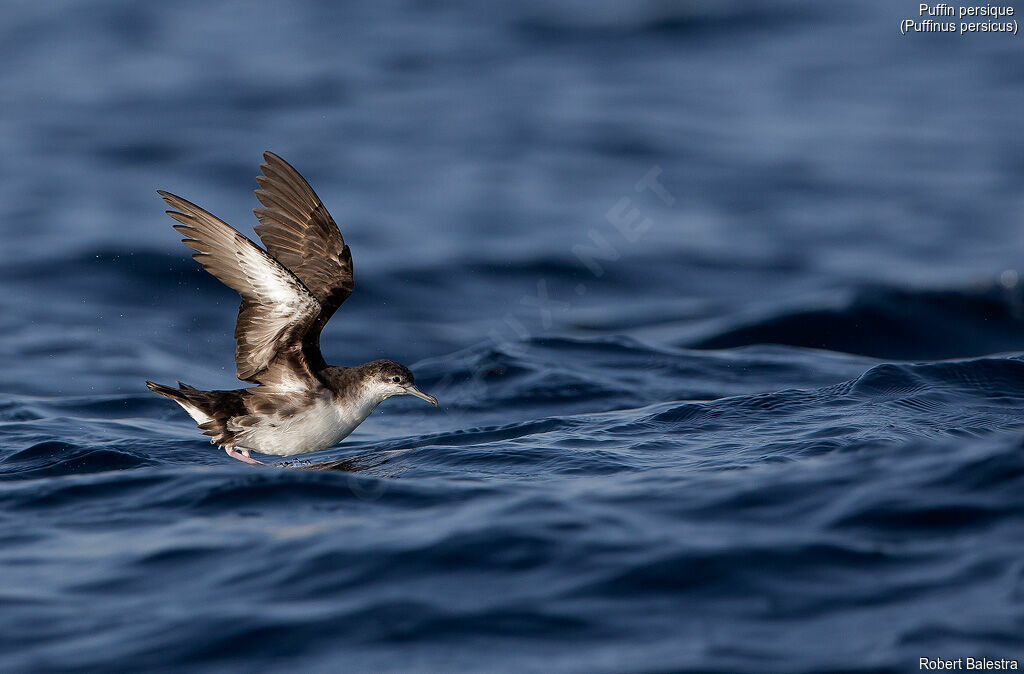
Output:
[236,393,379,457]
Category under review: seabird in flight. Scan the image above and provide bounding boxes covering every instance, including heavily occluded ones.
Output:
[146,152,438,465]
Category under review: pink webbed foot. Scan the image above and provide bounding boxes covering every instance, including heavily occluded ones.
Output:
[225,447,264,465]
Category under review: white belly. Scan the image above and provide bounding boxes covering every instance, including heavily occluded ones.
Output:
[234,396,376,457]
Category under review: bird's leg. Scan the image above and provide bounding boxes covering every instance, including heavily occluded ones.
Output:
[225,447,264,465]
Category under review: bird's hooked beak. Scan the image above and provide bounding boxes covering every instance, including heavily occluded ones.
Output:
[405,384,438,406]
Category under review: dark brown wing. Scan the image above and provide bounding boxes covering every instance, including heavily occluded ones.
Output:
[160,191,322,390]
[252,152,353,330]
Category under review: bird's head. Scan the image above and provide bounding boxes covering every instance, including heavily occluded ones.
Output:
[363,359,438,406]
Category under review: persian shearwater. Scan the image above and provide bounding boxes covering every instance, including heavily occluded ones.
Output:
[146,152,438,465]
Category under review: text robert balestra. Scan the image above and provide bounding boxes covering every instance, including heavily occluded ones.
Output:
[920,658,1019,670]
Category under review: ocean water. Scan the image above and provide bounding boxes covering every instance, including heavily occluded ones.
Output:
[2,1,1024,672]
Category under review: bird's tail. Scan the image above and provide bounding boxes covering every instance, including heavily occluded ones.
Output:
[146,380,244,449]
[145,380,199,402]
[146,380,218,429]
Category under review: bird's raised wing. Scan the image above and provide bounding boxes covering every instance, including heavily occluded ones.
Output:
[252,152,353,329]
[160,190,322,389]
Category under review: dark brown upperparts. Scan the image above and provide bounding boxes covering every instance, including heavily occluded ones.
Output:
[159,152,356,391]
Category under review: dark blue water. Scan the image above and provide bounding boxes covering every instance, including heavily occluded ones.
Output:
[2,1,1024,671]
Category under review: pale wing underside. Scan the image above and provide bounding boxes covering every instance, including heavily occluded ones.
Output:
[159,190,321,388]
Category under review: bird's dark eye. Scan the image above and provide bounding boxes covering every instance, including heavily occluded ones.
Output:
[391,376,401,383]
